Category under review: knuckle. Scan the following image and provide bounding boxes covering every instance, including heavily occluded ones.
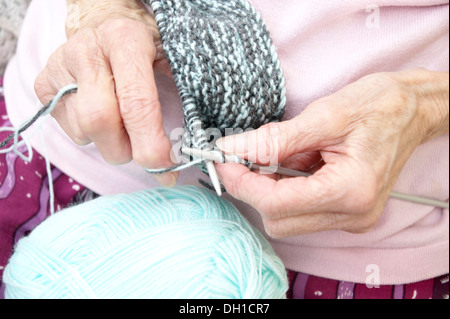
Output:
[264,122,280,152]
[259,122,283,163]
[100,18,140,34]
[77,107,114,136]
[100,20,130,42]
[345,211,381,234]
[65,29,96,55]
[119,93,161,123]
[100,18,156,54]
[130,133,169,169]
[65,121,90,146]
[63,29,109,74]
[132,145,170,170]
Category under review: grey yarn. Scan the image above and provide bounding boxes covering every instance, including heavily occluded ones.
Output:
[147,0,286,153]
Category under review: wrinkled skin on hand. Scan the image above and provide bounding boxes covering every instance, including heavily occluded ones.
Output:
[35,0,177,187]
[216,69,449,238]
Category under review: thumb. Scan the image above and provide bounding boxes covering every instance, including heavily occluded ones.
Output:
[216,117,317,166]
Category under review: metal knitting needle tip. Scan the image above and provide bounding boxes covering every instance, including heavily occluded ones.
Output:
[206,161,222,197]
[181,148,223,196]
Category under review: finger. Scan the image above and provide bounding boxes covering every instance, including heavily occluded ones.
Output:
[55,94,92,146]
[262,203,380,238]
[262,212,351,238]
[215,162,279,211]
[216,164,371,238]
[65,30,132,164]
[216,100,348,166]
[216,162,321,219]
[103,20,177,185]
[217,157,376,221]
[75,74,132,164]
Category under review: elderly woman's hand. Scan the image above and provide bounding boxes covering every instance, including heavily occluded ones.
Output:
[34,0,177,186]
[216,69,449,238]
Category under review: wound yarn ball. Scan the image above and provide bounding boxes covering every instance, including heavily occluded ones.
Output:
[3,186,288,299]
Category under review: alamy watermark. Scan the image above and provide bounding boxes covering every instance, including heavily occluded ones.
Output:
[366,4,380,29]
[168,126,280,170]
[366,264,381,288]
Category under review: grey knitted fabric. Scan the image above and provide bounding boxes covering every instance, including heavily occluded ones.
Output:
[147,0,286,151]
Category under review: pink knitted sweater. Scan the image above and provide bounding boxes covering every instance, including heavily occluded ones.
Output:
[4,0,449,284]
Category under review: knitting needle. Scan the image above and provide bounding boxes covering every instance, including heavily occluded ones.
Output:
[206,160,223,197]
[182,147,222,196]
[388,192,449,209]
[181,147,450,209]
[182,147,309,177]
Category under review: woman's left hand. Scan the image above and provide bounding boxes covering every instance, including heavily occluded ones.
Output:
[216,69,449,238]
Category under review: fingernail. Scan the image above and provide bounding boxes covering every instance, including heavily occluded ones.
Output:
[216,132,252,155]
[215,138,226,151]
[154,172,178,188]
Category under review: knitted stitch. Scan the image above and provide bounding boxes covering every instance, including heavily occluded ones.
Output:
[146,0,286,152]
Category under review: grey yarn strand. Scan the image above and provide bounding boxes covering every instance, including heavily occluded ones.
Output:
[147,0,286,156]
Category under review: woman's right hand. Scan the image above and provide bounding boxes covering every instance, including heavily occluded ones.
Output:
[34,0,178,187]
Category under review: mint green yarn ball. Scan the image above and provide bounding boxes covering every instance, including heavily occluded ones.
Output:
[4,186,288,299]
